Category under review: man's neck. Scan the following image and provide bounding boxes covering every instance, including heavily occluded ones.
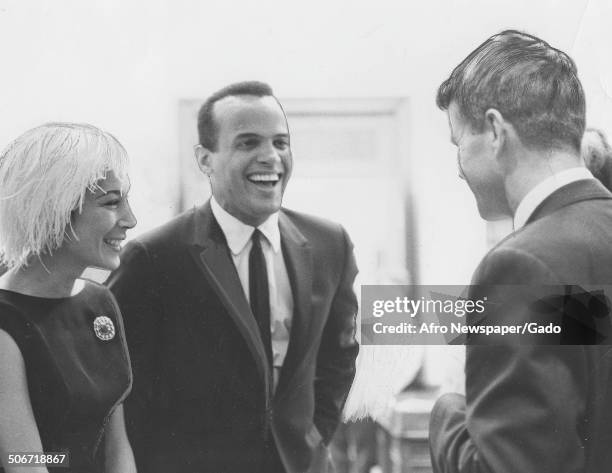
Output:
[505,149,584,214]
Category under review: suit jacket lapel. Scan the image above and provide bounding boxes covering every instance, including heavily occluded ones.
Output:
[275,211,313,397]
[187,202,272,396]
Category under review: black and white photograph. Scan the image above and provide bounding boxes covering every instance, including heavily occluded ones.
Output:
[0,1,611,472]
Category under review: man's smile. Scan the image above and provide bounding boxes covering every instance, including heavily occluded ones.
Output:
[246,172,282,187]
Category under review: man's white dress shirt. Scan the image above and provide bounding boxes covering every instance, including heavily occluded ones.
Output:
[211,197,294,390]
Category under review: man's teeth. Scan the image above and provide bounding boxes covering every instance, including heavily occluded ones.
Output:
[248,174,280,183]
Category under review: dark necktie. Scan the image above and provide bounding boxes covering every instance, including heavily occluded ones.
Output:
[249,229,273,367]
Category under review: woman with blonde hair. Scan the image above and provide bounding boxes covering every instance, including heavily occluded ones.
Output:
[0,123,137,472]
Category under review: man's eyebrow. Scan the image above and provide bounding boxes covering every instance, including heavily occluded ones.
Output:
[233,133,261,140]
[234,132,290,139]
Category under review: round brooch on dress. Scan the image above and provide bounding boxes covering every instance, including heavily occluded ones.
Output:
[93,316,115,341]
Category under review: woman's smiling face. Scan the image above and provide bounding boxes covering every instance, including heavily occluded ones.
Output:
[62,171,136,271]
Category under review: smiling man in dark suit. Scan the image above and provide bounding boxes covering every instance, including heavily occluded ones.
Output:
[429,31,612,473]
[107,81,359,473]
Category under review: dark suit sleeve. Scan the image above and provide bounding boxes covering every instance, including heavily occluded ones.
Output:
[314,226,359,444]
[106,240,164,468]
[429,248,588,473]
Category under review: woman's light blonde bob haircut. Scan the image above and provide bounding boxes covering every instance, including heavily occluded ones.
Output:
[0,123,130,268]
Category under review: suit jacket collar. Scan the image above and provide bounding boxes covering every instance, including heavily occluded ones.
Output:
[526,178,612,225]
[189,200,222,247]
[187,201,313,399]
[488,180,612,253]
[514,168,594,230]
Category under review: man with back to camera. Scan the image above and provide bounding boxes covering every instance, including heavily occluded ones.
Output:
[429,30,612,473]
[107,81,359,473]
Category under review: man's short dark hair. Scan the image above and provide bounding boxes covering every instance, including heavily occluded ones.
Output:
[436,30,585,152]
[197,81,274,151]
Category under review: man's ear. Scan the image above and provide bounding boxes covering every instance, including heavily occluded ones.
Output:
[484,108,504,140]
[484,108,507,158]
[194,144,213,175]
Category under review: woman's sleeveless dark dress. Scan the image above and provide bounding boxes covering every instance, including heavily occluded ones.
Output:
[0,281,132,472]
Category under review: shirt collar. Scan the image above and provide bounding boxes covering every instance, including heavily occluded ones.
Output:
[210,196,281,255]
[513,167,594,230]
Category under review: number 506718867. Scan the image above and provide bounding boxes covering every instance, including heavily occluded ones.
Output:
[5,452,69,467]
